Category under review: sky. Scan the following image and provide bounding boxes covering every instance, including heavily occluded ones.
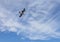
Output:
[0,0,60,42]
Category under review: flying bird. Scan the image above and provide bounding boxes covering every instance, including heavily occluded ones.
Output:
[19,8,25,17]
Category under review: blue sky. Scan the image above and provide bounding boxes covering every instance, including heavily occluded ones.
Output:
[0,0,60,42]
[0,32,60,42]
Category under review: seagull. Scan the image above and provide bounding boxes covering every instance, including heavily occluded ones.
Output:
[19,8,25,17]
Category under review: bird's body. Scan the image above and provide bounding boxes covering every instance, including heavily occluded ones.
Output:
[19,8,25,17]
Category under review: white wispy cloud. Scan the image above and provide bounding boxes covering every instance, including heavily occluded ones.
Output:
[0,0,60,40]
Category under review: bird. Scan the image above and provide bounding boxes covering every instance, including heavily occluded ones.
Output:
[19,8,25,17]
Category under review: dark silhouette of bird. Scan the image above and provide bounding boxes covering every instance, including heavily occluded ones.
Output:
[19,8,25,17]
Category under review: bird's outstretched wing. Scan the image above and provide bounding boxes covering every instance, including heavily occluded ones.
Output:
[19,13,23,17]
[22,8,25,13]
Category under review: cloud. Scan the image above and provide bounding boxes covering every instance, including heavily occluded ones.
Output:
[0,0,60,40]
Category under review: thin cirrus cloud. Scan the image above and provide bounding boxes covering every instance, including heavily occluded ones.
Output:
[0,0,60,40]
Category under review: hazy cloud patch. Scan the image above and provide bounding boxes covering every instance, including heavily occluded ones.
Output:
[0,0,60,40]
